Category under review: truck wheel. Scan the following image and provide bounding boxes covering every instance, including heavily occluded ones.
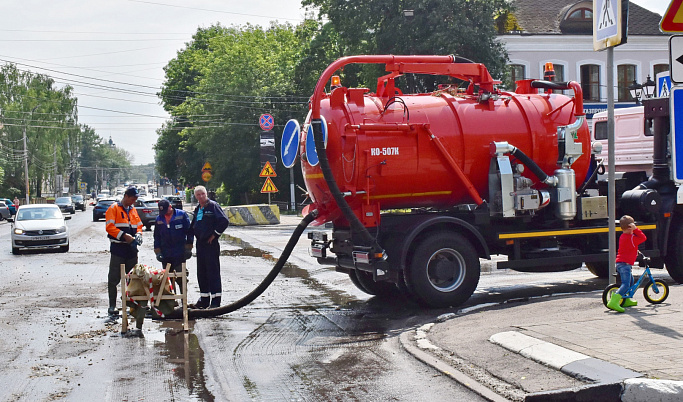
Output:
[405,232,480,308]
[665,223,683,283]
[349,270,400,297]
[586,262,610,278]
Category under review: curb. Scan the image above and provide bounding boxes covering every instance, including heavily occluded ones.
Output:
[399,327,512,402]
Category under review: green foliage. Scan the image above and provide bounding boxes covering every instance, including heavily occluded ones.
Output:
[0,63,132,197]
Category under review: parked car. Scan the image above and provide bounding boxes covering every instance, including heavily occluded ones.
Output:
[135,198,161,231]
[10,204,70,254]
[164,195,183,210]
[72,194,86,211]
[0,201,10,221]
[93,198,117,221]
[0,198,18,215]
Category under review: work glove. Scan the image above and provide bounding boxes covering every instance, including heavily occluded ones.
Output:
[184,249,193,260]
[134,233,143,246]
[156,253,163,262]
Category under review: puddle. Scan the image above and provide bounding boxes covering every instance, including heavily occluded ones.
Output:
[223,235,358,308]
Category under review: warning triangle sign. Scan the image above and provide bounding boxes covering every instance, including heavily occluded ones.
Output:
[259,161,277,177]
[260,177,278,193]
[661,0,683,32]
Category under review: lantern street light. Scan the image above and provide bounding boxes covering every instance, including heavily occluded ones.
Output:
[642,75,656,99]
[628,80,643,104]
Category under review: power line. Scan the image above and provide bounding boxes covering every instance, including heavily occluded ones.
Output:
[124,0,306,22]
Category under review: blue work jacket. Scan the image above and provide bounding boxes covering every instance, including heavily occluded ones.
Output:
[191,200,229,243]
[153,208,193,261]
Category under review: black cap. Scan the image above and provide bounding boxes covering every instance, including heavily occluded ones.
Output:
[124,187,139,198]
[158,199,171,214]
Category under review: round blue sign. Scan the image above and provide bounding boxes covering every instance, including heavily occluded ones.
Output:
[259,114,274,131]
[281,119,300,168]
[305,117,327,167]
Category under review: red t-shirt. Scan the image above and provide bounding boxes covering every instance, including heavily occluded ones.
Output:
[616,228,647,265]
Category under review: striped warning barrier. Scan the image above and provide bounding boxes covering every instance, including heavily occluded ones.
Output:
[226,204,280,226]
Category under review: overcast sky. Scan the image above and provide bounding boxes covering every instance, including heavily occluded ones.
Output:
[0,0,670,166]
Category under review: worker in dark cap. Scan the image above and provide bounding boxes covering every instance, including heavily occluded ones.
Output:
[105,186,143,317]
[154,198,193,293]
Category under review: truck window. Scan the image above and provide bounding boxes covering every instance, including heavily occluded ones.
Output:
[594,121,607,140]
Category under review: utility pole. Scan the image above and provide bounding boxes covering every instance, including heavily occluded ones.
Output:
[23,105,38,205]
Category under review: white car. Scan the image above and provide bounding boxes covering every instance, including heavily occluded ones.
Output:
[10,204,70,255]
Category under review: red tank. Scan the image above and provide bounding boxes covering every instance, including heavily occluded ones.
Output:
[301,56,590,226]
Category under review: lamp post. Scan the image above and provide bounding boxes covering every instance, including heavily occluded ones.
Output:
[628,80,643,105]
[642,75,656,99]
[23,105,39,205]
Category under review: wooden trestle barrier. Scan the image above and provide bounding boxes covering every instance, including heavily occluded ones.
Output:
[120,263,189,333]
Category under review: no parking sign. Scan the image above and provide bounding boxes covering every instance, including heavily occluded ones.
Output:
[259,114,274,131]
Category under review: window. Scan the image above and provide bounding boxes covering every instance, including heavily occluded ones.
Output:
[617,64,636,102]
[653,64,668,77]
[580,64,600,101]
[594,121,607,140]
[509,64,525,83]
[568,8,593,20]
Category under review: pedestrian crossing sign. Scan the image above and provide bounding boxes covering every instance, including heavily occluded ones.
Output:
[259,161,277,177]
[260,177,278,193]
[593,0,624,50]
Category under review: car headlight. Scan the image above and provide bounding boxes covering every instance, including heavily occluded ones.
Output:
[13,228,24,235]
[56,226,67,234]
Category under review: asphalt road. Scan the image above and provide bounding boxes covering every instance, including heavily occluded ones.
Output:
[0,208,485,401]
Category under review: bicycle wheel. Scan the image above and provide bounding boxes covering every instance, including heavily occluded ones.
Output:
[602,284,623,307]
[643,280,670,304]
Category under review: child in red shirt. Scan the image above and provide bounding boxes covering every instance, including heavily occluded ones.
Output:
[607,215,647,313]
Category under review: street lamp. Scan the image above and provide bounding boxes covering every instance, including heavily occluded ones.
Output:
[23,105,39,205]
[628,80,643,104]
[642,75,656,99]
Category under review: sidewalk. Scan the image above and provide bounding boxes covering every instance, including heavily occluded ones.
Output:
[406,284,683,401]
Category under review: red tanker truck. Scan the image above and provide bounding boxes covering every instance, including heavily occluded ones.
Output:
[292,55,677,307]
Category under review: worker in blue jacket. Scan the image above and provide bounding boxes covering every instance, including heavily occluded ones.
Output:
[154,199,193,294]
[190,185,229,308]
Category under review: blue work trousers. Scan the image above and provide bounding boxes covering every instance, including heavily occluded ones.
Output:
[616,262,634,297]
[196,239,221,298]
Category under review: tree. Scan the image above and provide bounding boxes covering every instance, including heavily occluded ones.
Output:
[301,0,510,86]
[157,23,313,203]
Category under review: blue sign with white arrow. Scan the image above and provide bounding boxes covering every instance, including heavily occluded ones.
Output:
[305,116,328,167]
[672,87,683,183]
[281,119,300,168]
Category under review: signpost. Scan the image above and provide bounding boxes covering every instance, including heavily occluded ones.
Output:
[594,0,626,285]
[202,162,212,183]
[305,116,327,167]
[670,36,683,84]
[281,119,300,211]
[259,161,278,203]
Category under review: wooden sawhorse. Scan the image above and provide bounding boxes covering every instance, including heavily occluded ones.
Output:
[120,263,188,333]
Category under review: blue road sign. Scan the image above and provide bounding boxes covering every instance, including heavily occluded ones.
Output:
[657,71,671,98]
[305,117,328,167]
[672,87,683,183]
[259,113,274,131]
[281,119,300,168]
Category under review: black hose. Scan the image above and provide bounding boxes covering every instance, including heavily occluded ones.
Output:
[166,210,318,319]
[312,119,380,250]
[510,147,550,183]
[530,80,570,91]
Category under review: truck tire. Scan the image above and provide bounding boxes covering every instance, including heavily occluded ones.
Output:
[405,232,480,308]
[664,223,683,283]
[586,261,610,278]
[349,270,400,297]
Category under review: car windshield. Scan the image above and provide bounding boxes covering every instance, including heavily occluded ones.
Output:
[73,195,83,201]
[17,208,61,220]
[56,197,71,203]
